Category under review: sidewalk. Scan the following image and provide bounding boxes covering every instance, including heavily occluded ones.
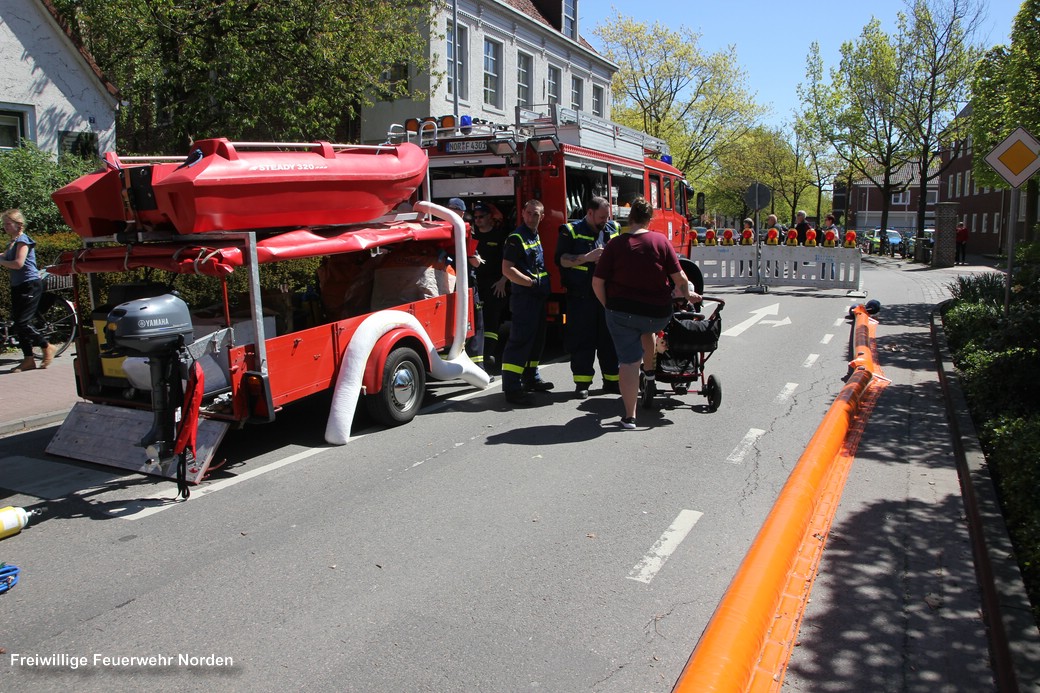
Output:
[0,349,81,436]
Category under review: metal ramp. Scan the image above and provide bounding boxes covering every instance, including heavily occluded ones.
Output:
[46,402,230,485]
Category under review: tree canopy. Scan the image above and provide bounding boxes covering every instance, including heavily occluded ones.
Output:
[52,0,435,154]
[593,14,763,186]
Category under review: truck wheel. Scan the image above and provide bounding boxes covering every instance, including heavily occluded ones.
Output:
[365,346,426,426]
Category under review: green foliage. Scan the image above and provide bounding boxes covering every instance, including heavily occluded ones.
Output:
[0,143,98,233]
[979,415,1040,622]
[944,247,1040,623]
[970,0,1040,191]
[56,0,436,152]
[948,271,1007,304]
[593,14,762,186]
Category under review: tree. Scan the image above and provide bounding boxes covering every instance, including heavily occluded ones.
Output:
[593,14,763,186]
[970,0,1040,241]
[801,20,916,235]
[53,0,435,153]
[897,0,984,245]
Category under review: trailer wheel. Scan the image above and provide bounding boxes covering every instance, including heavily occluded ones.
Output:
[705,374,722,412]
[365,346,426,427]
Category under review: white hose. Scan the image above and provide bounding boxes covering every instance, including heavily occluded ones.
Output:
[324,310,490,445]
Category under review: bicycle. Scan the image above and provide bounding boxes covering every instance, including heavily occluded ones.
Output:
[1,271,78,359]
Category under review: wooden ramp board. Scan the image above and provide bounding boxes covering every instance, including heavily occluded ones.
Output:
[46,402,230,485]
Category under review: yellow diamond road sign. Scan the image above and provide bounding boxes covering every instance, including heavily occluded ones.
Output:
[985,127,1040,188]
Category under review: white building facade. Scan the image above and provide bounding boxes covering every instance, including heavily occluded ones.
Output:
[361,0,615,143]
[1,0,118,157]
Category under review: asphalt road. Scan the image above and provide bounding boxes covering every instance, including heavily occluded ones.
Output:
[1,277,878,692]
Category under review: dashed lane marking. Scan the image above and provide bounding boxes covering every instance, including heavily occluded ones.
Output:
[627,509,703,584]
[725,428,766,465]
[775,383,798,403]
[802,353,820,368]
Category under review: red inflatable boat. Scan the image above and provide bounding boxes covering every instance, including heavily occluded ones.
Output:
[53,140,429,237]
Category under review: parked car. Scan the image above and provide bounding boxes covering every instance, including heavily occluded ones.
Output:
[864,229,905,257]
[905,229,935,260]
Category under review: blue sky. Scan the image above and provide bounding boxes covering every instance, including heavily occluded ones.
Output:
[578,0,1022,128]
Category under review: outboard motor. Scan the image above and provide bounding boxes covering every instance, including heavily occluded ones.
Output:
[103,294,194,463]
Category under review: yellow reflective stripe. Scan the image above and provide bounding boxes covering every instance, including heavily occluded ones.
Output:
[485,331,499,341]
[574,375,594,384]
[502,363,525,374]
[603,374,620,383]
[570,265,590,271]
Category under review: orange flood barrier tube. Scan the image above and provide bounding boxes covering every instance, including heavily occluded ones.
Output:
[673,305,883,693]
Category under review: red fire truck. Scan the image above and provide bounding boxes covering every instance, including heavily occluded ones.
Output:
[386,105,694,320]
[46,140,487,491]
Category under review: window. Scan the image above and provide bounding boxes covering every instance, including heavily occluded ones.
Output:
[563,0,578,40]
[995,212,1001,235]
[570,76,583,110]
[483,39,502,108]
[955,173,962,198]
[378,63,409,101]
[447,23,468,100]
[892,191,909,205]
[947,174,954,200]
[547,65,561,105]
[967,170,973,195]
[58,130,98,160]
[648,173,661,208]
[517,52,532,108]
[592,85,604,117]
[926,189,938,206]
[0,112,24,149]
[981,213,988,234]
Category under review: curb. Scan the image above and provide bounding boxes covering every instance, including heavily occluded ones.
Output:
[932,301,1040,690]
[0,410,69,437]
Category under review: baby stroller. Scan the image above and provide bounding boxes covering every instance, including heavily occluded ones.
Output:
[642,258,725,412]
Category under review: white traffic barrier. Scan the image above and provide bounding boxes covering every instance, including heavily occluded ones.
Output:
[687,245,861,291]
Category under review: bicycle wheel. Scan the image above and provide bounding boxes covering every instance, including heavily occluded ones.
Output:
[32,294,78,359]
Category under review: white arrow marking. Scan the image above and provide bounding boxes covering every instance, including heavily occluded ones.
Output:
[761,317,792,328]
[627,509,703,584]
[722,303,780,337]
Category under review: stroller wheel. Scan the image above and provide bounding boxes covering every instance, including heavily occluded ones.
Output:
[641,378,657,410]
[706,374,722,412]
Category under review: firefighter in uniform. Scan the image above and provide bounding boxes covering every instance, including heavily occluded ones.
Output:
[472,202,509,372]
[500,199,554,405]
[555,196,620,399]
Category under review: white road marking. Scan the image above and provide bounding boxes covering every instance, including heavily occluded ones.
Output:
[722,303,780,337]
[802,353,820,368]
[820,334,834,345]
[725,428,766,464]
[833,317,845,327]
[112,447,329,520]
[775,382,798,403]
[627,509,703,584]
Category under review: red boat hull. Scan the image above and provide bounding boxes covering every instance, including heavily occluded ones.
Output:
[152,139,428,234]
[52,140,429,237]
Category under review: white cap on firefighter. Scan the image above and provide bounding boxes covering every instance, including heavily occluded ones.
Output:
[447,197,466,212]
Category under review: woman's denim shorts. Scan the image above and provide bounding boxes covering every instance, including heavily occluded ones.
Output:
[604,309,670,364]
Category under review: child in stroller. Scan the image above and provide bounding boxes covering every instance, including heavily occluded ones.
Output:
[641,258,724,411]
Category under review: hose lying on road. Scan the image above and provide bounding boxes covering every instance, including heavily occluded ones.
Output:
[672,305,886,693]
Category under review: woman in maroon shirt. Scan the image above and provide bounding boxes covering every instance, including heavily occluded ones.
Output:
[593,198,700,429]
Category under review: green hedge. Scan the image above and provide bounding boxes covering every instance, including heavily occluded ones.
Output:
[944,245,1040,626]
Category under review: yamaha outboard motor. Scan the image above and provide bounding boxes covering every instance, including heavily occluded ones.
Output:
[103,294,194,464]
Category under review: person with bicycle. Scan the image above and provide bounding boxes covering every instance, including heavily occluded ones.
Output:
[2,209,58,372]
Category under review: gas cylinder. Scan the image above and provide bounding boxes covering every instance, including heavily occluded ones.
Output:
[0,506,35,540]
